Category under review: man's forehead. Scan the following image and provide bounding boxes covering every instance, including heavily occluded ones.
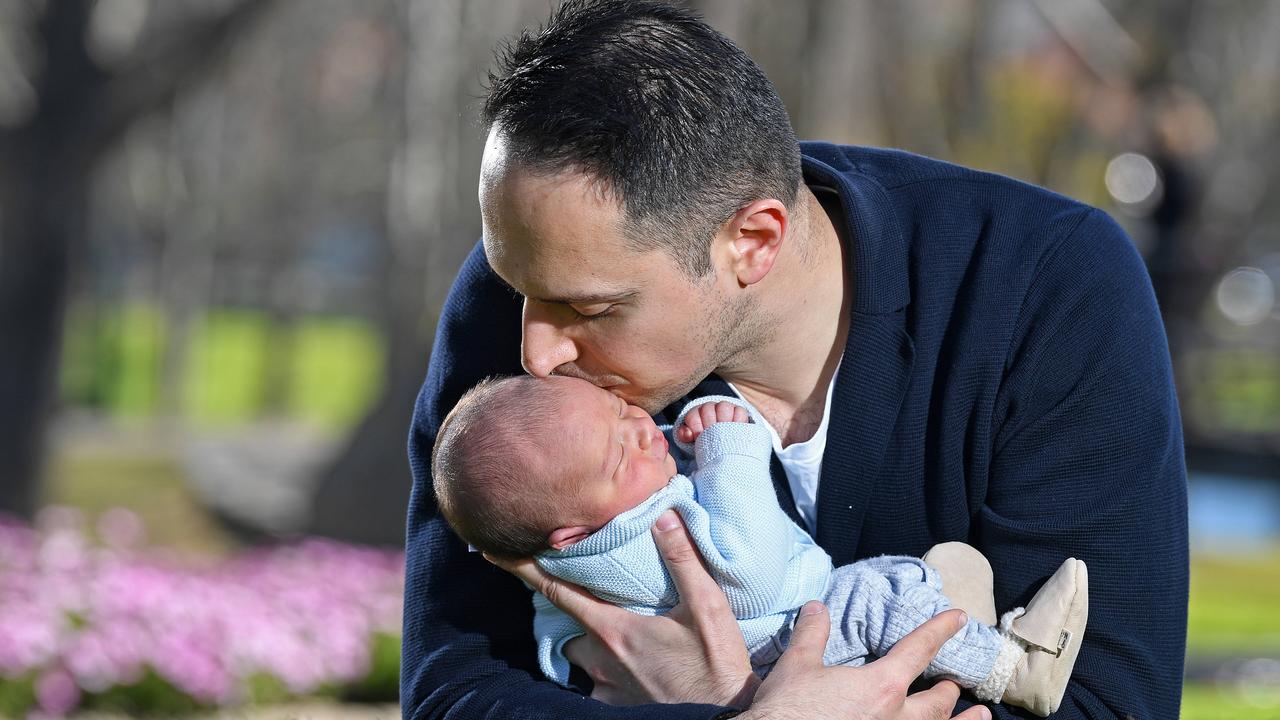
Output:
[487,239,639,303]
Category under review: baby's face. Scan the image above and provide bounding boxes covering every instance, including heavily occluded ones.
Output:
[550,376,678,531]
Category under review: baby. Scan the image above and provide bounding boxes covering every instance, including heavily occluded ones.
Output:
[432,375,1088,717]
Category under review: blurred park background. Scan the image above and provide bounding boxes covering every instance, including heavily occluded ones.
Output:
[1,0,1278,717]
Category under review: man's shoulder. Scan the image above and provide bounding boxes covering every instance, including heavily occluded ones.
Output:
[803,141,1131,288]
[801,140,1079,202]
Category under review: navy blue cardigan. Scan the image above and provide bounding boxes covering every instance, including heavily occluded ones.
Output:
[401,143,1188,719]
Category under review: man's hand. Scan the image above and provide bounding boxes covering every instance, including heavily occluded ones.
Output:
[741,602,992,720]
[675,400,750,444]
[491,510,991,718]
[488,509,759,706]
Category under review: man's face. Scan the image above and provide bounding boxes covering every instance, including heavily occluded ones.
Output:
[479,130,739,414]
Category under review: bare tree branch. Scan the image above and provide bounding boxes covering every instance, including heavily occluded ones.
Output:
[87,0,278,161]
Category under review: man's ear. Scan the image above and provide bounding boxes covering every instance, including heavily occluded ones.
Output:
[548,525,594,550]
[717,199,787,288]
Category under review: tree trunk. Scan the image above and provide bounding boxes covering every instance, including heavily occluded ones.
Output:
[0,140,81,518]
[0,0,271,517]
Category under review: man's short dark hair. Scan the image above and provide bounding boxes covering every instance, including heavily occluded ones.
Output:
[482,0,802,276]
[432,376,563,558]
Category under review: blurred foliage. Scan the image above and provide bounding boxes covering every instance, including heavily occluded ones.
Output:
[2,0,1277,713]
[1186,349,1280,437]
[287,317,386,431]
[339,633,401,704]
[82,670,206,717]
[61,305,384,431]
[0,675,37,719]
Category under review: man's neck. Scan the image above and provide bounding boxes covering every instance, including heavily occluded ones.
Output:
[718,184,852,447]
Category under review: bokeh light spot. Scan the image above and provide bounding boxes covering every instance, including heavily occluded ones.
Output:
[1216,267,1275,326]
[1105,152,1161,205]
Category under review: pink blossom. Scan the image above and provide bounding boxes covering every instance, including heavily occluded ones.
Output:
[35,668,80,716]
[0,510,405,714]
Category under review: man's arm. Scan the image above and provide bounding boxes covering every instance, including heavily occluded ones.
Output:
[971,209,1188,719]
[401,241,739,720]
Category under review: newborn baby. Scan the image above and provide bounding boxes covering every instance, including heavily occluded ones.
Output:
[432,374,1088,716]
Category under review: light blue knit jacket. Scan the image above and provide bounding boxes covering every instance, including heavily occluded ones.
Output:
[532,396,833,686]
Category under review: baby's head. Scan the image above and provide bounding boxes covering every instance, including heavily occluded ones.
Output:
[432,375,678,559]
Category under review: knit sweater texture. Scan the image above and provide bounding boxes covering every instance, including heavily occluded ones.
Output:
[532,404,832,685]
[401,143,1188,720]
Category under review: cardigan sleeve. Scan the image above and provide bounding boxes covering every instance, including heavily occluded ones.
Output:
[684,421,795,616]
[972,209,1188,720]
[400,241,737,720]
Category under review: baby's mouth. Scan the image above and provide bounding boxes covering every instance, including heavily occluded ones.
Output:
[653,431,668,456]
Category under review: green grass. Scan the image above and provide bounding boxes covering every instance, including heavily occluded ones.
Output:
[1183,547,1280,718]
[1188,548,1280,655]
[183,309,274,425]
[287,316,384,430]
[45,448,238,557]
[1183,681,1280,719]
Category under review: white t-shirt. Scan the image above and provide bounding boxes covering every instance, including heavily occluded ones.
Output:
[727,357,842,535]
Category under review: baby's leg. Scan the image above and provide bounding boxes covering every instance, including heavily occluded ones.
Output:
[821,556,1006,688]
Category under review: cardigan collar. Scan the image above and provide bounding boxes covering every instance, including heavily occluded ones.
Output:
[799,142,911,315]
[801,144,916,564]
[664,144,916,564]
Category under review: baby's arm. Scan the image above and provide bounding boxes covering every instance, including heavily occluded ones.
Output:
[675,399,795,614]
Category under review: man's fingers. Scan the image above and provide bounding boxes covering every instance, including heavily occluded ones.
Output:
[901,678,964,720]
[950,702,993,720]
[652,510,728,613]
[484,553,617,628]
[881,609,968,678]
[769,601,830,676]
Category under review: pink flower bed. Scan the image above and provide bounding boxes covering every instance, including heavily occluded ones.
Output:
[0,509,404,717]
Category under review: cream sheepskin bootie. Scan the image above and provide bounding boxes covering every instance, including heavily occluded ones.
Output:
[975,557,1090,717]
[923,541,998,626]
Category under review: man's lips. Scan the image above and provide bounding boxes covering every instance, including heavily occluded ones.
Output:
[553,370,626,388]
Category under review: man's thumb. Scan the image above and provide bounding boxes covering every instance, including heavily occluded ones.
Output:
[774,600,830,674]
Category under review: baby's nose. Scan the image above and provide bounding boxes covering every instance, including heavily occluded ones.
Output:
[635,424,652,450]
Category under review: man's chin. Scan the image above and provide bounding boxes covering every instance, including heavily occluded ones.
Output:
[608,382,702,416]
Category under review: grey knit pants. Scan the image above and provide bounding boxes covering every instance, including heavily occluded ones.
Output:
[752,555,1004,688]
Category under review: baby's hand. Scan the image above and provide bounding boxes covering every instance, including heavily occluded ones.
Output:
[676,401,750,443]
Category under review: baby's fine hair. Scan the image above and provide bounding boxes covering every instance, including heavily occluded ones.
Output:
[432,375,564,558]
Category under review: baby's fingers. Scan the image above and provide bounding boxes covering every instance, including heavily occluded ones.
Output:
[683,411,705,438]
[698,403,719,430]
[714,402,739,423]
[732,406,749,424]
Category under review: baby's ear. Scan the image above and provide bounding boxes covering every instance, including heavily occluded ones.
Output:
[548,525,594,550]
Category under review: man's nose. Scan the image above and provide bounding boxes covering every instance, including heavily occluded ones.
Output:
[521,299,578,377]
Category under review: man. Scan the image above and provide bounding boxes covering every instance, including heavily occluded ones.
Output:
[401,1,1188,719]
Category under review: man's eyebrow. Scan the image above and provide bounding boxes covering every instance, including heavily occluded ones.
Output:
[535,290,638,305]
